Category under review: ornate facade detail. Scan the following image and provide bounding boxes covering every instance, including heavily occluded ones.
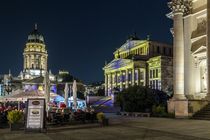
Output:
[191,18,207,39]
[22,24,48,80]
[168,0,192,16]
[104,37,173,96]
[168,0,185,14]
[170,28,174,37]
[184,0,193,16]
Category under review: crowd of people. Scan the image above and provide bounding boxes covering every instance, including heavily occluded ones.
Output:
[47,104,97,124]
[0,101,98,128]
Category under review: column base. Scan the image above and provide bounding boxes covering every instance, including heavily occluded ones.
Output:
[205,94,210,101]
[172,94,186,100]
[168,99,209,118]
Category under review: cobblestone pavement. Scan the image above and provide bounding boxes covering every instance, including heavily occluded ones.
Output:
[0,117,209,140]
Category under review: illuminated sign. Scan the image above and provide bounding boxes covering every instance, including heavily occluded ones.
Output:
[26,98,46,132]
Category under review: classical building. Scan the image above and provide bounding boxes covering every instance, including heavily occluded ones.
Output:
[103,35,173,96]
[20,24,48,80]
[167,0,210,118]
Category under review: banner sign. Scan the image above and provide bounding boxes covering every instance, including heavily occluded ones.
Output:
[26,98,45,131]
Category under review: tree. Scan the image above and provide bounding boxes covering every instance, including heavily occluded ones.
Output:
[117,86,168,113]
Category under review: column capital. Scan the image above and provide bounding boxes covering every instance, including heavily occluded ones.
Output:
[168,0,192,16]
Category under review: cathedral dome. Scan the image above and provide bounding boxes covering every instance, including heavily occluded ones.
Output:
[27,24,45,44]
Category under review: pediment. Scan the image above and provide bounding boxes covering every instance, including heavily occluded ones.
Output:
[103,58,133,70]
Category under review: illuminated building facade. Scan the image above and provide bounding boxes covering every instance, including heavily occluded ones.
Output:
[103,35,173,96]
[20,24,48,80]
[167,0,210,118]
[17,24,56,92]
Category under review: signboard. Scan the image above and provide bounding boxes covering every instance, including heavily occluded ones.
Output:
[25,98,46,132]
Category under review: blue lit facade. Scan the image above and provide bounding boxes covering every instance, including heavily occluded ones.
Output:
[103,36,173,96]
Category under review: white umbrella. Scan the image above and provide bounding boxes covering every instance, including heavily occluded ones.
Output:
[64,83,69,106]
[72,80,77,109]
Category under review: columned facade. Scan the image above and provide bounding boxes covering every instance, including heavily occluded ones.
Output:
[21,25,48,80]
[104,36,173,96]
[167,0,210,118]
[168,0,186,99]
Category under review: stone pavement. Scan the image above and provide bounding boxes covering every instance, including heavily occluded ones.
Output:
[0,117,210,140]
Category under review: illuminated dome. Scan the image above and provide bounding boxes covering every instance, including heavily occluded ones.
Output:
[27,24,44,44]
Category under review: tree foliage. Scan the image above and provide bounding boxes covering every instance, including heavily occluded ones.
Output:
[116,86,168,113]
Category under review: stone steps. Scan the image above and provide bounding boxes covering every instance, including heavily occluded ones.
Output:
[192,103,210,120]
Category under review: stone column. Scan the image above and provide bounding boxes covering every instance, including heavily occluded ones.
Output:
[120,71,123,91]
[104,74,108,96]
[108,74,111,96]
[29,55,31,69]
[114,72,117,87]
[168,0,186,99]
[125,69,129,88]
[132,69,135,86]
[206,0,210,100]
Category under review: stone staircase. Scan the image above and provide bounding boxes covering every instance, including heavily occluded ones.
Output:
[192,103,210,120]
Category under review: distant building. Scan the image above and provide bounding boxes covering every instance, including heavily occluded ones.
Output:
[85,81,105,95]
[0,25,86,100]
[103,35,173,96]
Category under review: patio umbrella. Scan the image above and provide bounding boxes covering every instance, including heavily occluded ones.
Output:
[64,83,69,106]
[72,80,77,109]
[44,71,50,108]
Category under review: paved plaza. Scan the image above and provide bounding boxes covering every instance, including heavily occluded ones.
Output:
[0,116,210,140]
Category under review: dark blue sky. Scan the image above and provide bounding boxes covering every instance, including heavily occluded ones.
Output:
[0,0,172,83]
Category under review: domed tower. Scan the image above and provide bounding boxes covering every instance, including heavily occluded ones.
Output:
[23,24,48,79]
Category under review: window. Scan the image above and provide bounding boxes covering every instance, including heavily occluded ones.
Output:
[140,71,144,80]
[150,81,152,88]
[156,69,158,78]
[122,75,125,82]
[153,69,156,78]
[155,80,158,89]
[128,72,132,81]
[135,71,138,80]
[150,70,152,78]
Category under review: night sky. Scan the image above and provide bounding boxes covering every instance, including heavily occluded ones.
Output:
[0,0,172,83]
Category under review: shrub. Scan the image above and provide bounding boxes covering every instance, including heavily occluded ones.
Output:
[7,110,23,124]
[96,112,105,121]
[152,105,167,117]
[117,86,168,113]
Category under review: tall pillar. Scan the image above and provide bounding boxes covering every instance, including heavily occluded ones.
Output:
[104,74,108,96]
[110,73,113,94]
[29,55,31,69]
[132,69,135,86]
[108,74,111,96]
[206,0,210,100]
[169,0,186,100]
[125,69,129,88]
[120,71,123,91]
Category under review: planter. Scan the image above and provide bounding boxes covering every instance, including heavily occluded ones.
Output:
[9,123,24,131]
